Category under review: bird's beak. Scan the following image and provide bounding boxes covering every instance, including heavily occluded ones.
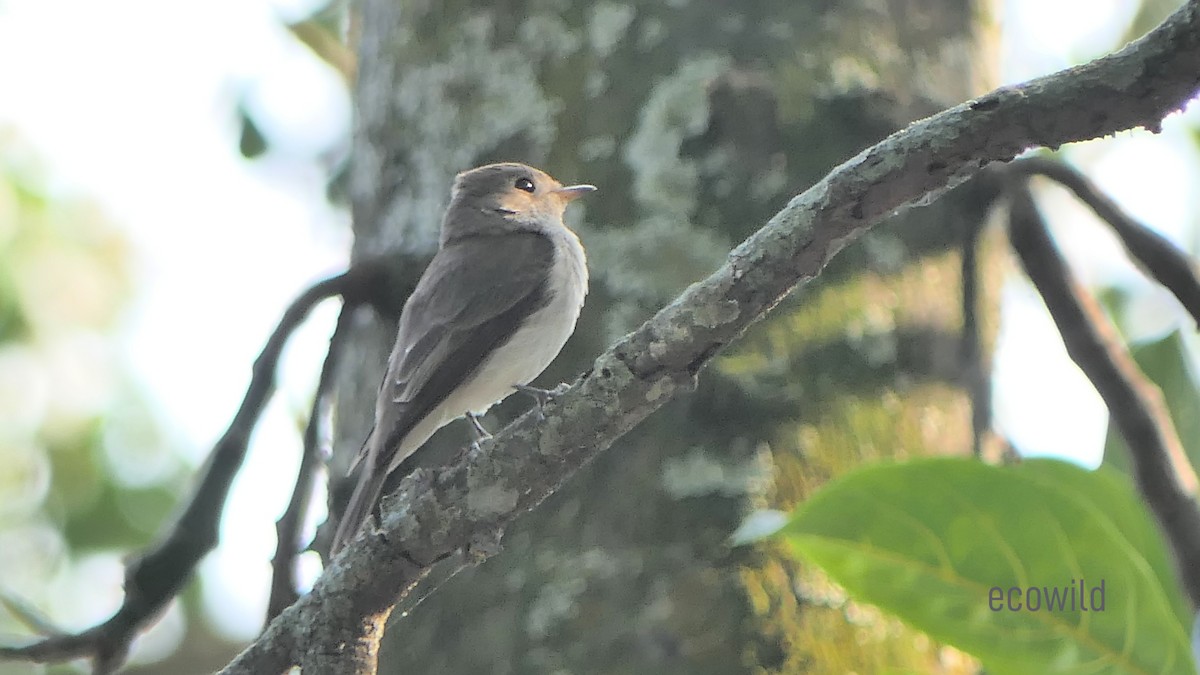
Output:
[554,184,597,202]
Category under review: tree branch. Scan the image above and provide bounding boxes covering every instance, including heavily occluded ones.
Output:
[1011,156,1200,327]
[220,2,1200,672]
[266,303,356,623]
[1006,182,1200,607]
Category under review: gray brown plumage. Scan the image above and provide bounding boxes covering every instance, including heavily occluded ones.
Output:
[333,163,593,553]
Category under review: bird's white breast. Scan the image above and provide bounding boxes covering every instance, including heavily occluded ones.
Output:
[466,225,588,410]
[391,226,587,466]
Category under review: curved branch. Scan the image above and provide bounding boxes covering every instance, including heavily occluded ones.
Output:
[266,303,356,623]
[221,2,1200,672]
[1011,156,1200,327]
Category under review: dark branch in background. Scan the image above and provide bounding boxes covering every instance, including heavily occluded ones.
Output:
[220,3,1200,672]
[960,218,985,457]
[958,179,1001,458]
[1011,156,1200,328]
[266,304,356,623]
[0,256,420,674]
[1006,182,1200,608]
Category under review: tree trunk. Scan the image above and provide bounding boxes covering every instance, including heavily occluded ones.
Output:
[339,1,999,672]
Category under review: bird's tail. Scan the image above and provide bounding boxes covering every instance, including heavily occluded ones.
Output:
[332,460,388,554]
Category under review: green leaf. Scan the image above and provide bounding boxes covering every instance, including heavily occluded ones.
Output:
[782,457,1194,674]
[1103,331,1200,478]
[1009,459,1191,628]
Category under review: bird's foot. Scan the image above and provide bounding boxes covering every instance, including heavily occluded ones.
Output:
[513,383,567,421]
[467,412,492,450]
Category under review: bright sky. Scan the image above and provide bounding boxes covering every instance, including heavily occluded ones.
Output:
[0,0,1197,663]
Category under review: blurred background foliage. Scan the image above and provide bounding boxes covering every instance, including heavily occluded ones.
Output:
[0,135,204,672]
[0,0,1197,673]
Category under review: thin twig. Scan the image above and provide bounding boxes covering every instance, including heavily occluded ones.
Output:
[958,179,1001,458]
[960,219,986,457]
[266,304,356,623]
[1006,182,1200,608]
[1012,156,1200,327]
[0,591,66,638]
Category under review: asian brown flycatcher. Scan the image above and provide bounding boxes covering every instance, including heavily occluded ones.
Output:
[332,163,594,553]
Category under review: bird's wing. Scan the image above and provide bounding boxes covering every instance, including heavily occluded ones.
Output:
[362,230,556,469]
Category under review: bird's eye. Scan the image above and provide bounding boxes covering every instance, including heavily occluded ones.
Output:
[515,177,535,193]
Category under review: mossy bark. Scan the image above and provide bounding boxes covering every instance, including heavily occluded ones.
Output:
[343,1,999,672]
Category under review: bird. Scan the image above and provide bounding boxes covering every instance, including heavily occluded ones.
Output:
[332,162,594,553]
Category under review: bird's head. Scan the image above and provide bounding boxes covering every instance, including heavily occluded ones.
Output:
[443,163,595,242]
